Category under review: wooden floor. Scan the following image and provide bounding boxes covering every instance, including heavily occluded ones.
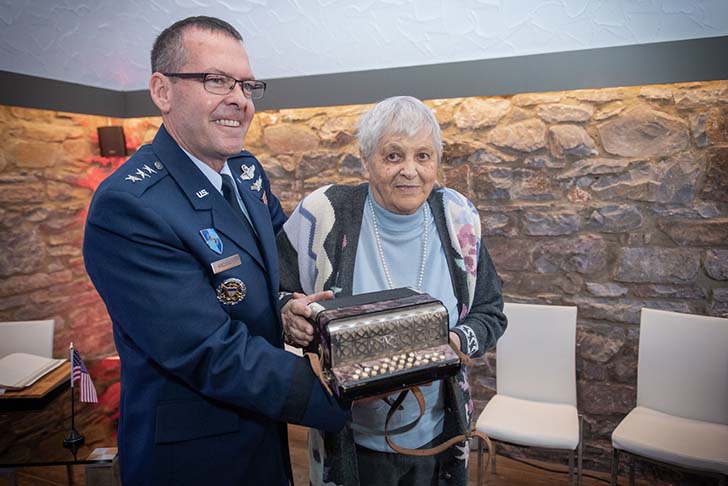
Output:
[6,425,650,486]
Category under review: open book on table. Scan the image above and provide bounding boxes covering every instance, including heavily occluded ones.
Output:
[0,353,66,390]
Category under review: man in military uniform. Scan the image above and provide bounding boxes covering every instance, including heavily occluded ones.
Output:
[83,16,349,486]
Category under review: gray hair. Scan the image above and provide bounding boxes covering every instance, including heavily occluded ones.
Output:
[356,96,443,162]
[151,16,243,73]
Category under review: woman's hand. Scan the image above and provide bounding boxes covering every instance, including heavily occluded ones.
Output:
[281,290,334,347]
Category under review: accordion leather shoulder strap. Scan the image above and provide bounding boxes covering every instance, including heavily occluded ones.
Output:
[384,387,493,467]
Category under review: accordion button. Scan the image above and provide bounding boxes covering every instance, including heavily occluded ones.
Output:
[423,359,430,364]
[373,365,380,370]
[352,374,359,380]
[364,367,371,372]
[371,370,378,376]
[362,372,369,378]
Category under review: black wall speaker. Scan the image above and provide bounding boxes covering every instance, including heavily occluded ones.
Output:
[97,126,127,157]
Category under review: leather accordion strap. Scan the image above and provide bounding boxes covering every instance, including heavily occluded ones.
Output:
[449,336,472,368]
[384,388,493,476]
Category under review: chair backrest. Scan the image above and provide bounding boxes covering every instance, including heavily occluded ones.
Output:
[637,308,728,425]
[0,320,55,359]
[497,303,577,405]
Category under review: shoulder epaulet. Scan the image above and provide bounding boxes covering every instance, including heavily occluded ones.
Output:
[110,145,169,197]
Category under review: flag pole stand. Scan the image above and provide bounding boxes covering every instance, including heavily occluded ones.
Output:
[64,343,85,460]
[63,385,85,460]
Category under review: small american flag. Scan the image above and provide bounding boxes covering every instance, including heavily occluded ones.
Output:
[71,348,98,403]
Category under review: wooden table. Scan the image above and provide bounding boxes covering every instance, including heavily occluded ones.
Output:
[1,361,70,401]
[0,361,117,485]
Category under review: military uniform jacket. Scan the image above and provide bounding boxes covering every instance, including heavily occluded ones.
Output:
[83,125,349,486]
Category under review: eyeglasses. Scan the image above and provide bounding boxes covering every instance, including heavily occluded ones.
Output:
[163,73,267,100]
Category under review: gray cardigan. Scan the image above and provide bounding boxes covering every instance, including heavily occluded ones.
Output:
[278,183,507,486]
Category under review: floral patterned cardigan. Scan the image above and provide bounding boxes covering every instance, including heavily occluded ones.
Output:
[277,183,507,486]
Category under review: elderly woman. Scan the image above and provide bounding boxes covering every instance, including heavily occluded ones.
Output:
[278,96,506,486]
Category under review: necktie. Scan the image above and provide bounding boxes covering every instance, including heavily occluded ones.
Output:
[221,174,258,239]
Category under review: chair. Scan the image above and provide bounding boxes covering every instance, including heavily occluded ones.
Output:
[0,320,55,358]
[475,303,582,486]
[611,308,728,486]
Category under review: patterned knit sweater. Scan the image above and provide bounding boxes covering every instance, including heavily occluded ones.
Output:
[278,183,507,486]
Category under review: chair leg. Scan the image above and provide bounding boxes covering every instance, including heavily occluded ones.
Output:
[577,414,583,486]
[611,448,620,486]
[628,456,635,486]
[568,449,574,486]
[491,440,497,477]
[477,437,483,486]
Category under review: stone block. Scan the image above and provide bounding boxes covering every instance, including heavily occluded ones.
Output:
[532,235,607,274]
[557,157,637,180]
[339,153,365,177]
[537,103,594,123]
[480,212,516,237]
[297,151,339,179]
[10,140,62,168]
[453,97,510,129]
[579,381,635,415]
[660,218,728,247]
[700,147,728,202]
[673,81,728,109]
[511,91,563,106]
[549,124,598,158]
[586,283,628,298]
[523,211,580,236]
[443,164,469,196]
[611,354,638,384]
[704,249,728,280]
[597,105,689,157]
[569,88,626,103]
[0,226,46,277]
[587,204,643,233]
[486,238,530,271]
[591,153,700,204]
[615,248,700,283]
[264,124,319,153]
[577,324,626,363]
[488,119,546,152]
[630,284,706,300]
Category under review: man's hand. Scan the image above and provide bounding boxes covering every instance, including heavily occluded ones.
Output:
[281,290,334,347]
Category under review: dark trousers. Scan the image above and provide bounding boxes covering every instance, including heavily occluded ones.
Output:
[355,436,442,486]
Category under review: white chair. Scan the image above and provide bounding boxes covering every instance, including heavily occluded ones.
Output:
[0,320,55,358]
[611,308,728,486]
[475,303,582,486]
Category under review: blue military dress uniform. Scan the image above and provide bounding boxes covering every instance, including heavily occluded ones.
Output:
[83,125,349,485]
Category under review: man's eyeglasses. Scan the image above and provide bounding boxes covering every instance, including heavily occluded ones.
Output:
[164,73,267,100]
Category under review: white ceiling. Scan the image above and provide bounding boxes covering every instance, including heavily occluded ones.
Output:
[2,0,727,92]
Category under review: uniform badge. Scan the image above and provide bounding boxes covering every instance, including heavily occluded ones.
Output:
[217,278,247,305]
[240,164,255,180]
[199,228,223,254]
[251,176,262,192]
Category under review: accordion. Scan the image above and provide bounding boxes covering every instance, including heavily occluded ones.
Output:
[306,288,461,400]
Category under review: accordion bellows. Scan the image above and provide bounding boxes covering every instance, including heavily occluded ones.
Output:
[307,288,461,400]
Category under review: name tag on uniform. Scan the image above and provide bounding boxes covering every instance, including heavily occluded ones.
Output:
[211,254,241,274]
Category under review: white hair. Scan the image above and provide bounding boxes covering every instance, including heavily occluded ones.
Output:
[356,96,443,162]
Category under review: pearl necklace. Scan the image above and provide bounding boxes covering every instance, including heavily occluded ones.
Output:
[367,197,429,291]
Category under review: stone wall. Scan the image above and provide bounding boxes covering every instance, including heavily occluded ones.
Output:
[1,79,726,481]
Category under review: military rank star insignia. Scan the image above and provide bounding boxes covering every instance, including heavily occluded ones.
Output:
[217,278,246,305]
